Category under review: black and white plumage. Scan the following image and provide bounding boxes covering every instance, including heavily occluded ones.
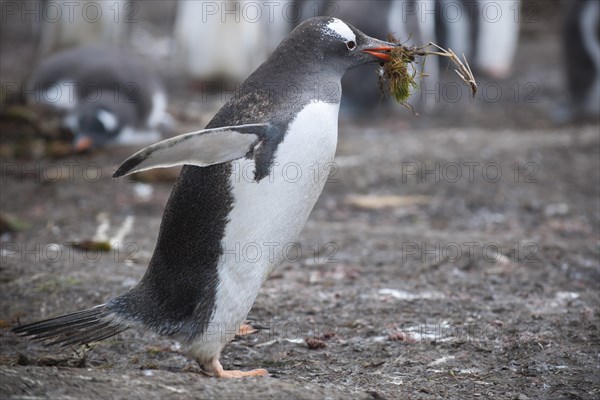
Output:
[560,0,600,122]
[13,17,395,378]
[26,45,169,151]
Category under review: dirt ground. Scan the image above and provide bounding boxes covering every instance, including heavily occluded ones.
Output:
[1,5,599,400]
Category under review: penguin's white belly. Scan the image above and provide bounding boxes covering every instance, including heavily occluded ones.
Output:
[192,101,339,356]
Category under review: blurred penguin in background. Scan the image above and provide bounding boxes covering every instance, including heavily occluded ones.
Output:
[27,46,170,152]
[173,0,294,81]
[559,0,599,123]
[36,0,132,55]
[436,0,521,79]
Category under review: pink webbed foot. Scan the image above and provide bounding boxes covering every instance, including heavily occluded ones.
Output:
[203,358,268,379]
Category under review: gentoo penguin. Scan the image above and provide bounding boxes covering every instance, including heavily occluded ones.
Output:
[27,45,169,152]
[559,0,600,123]
[13,17,396,378]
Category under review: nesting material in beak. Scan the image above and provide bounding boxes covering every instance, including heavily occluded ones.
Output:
[378,44,418,105]
[376,34,477,113]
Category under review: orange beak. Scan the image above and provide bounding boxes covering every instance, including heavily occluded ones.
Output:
[73,136,93,153]
[362,46,394,62]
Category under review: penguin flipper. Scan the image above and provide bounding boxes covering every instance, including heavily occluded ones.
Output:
[113,123,271,178]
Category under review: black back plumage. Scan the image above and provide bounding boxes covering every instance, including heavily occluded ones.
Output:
[109,163,232,338]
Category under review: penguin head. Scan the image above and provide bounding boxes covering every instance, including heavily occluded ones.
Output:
[68,104,122,153]
[282,17,396,75]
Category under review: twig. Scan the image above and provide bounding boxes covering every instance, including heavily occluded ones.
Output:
[425,42,478,97]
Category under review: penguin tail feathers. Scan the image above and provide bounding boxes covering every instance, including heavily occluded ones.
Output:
[11,304,128,347]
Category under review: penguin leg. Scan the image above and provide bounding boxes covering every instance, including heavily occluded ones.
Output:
[205,358,268,379]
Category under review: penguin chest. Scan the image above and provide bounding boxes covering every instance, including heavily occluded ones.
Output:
[212,101,339,328]
[226,101,339,267]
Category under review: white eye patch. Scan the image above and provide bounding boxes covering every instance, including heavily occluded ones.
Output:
[97,109,119,131]
[324,18,356,43]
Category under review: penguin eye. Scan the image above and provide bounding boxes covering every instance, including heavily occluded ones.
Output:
[346,40,356,51]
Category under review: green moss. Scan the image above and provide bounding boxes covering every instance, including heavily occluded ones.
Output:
[382,46,419,103]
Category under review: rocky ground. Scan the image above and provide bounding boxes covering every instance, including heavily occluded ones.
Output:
[1,3,599,400]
